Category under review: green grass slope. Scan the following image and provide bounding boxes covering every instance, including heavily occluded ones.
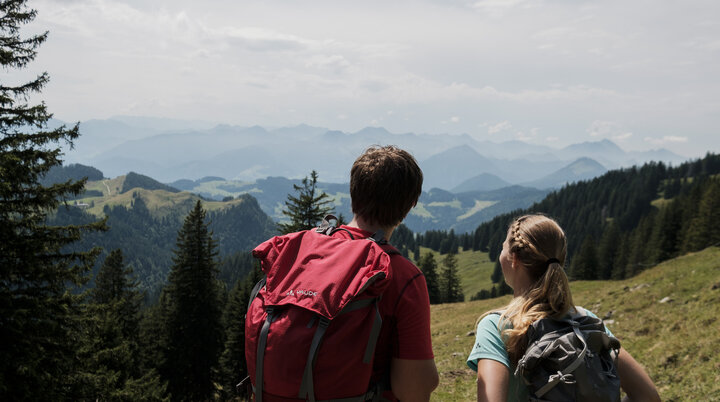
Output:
[431,247,720,401]
[76,176,249,219]
[417,247,496,300]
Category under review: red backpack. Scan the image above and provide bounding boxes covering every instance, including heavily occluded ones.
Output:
[243,217,397,402]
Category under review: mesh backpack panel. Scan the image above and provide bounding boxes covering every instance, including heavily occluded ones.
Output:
[514,309,621,402]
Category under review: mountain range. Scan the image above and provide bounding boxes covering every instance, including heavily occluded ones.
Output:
[59,117,691,191]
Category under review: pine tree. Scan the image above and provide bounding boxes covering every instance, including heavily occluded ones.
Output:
[80,250,165,401]
[278,170,334,234]
[0,1,105,399]
[440,253,463,303]
[611,232,630,280]
[683,179,720,251]
[418,252,441,304]
[497,278,513,296]
[597,221,621,280]
[219,265,263,400]
[160,201,224,401]
[625,215,655,277]
[490,260,503,284]
[137,297,168,388]
[649,203,682,263]
[570,235,599,280]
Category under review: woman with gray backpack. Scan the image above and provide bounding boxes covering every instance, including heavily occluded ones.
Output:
[466,214,661,401]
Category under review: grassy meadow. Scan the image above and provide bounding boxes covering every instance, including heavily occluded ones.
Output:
[431,247,720,401]
[419,247,496,301]
[77,176,249,217]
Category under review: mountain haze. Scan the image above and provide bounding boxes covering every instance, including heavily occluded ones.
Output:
[451,173,510,193]
[59,118,690,189]
[522,157,607,189]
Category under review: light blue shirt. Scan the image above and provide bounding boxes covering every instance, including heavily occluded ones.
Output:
[466,308,612,401]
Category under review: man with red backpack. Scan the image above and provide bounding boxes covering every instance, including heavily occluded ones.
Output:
[245,146,438,401]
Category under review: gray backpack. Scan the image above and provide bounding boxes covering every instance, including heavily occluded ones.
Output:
[514,307,621,401]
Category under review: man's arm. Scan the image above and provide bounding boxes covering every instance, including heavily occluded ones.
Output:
[391,358,439,402]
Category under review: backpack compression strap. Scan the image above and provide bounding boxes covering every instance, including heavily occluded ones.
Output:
[531,321,589,398]
[298,297,384,402]
[255,306,279,402]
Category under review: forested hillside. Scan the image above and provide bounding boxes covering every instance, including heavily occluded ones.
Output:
[470,153,720,280]
[50,191,275,300]
[402,153,720,301]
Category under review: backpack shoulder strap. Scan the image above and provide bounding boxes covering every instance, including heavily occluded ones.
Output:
[379,243,401,256]
[573,306,589,317]
[315,214,340,235]
[247,277,266,312]
[317,214,401,257]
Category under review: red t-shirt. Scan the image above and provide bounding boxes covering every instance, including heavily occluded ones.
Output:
[335,225,434,399]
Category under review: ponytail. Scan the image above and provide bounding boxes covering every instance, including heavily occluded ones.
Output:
[486,215,574,366]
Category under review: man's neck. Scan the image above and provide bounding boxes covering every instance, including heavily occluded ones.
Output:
[347,216,396,241]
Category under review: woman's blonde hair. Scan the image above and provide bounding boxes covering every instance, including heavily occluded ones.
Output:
[483,214,574,365]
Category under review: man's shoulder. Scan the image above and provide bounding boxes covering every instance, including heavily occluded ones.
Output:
[386,252,423,281]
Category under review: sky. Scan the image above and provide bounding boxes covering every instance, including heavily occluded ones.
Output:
[15,0,720,157]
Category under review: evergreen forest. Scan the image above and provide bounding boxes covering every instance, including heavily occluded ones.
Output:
[405,153,720,300]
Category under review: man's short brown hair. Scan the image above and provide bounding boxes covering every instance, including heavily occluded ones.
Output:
[350,145,423,228]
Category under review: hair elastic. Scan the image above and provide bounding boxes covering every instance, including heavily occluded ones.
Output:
[546,258,561,266]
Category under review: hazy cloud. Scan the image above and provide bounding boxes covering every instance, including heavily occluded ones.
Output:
[515,130,537,142]
[613,132,633,142]
[587,120,633,142]
[488,121,512,134]
[644,136,689,145]
[220,27,310,52]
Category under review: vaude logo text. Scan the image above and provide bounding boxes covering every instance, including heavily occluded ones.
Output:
[285,289,318,297]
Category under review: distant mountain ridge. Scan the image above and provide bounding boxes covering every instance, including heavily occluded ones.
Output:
[58,117,691,190]
[159,172,549,233]
[452,173,510,193]
[522,157,607,189]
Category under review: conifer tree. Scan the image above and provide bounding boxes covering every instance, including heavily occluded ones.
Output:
[418,252,441,304]
[440,252,463,303]
[570,235,599,280]
[279,170,334,234]
[611,232,630,280]
[160,201,223,401]
[490,260,503,284]
[683,179,720,251]
[625,215,655,277]
[649,203,682,263]
[80,250,165,401]
[218,280,250,400]
[0,1,105,399]
[137,296,169,387]
[219,265,263,400]
[497,278,513,296]
[597,221,621,280]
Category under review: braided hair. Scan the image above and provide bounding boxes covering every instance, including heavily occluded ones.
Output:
[493,214,574,365]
